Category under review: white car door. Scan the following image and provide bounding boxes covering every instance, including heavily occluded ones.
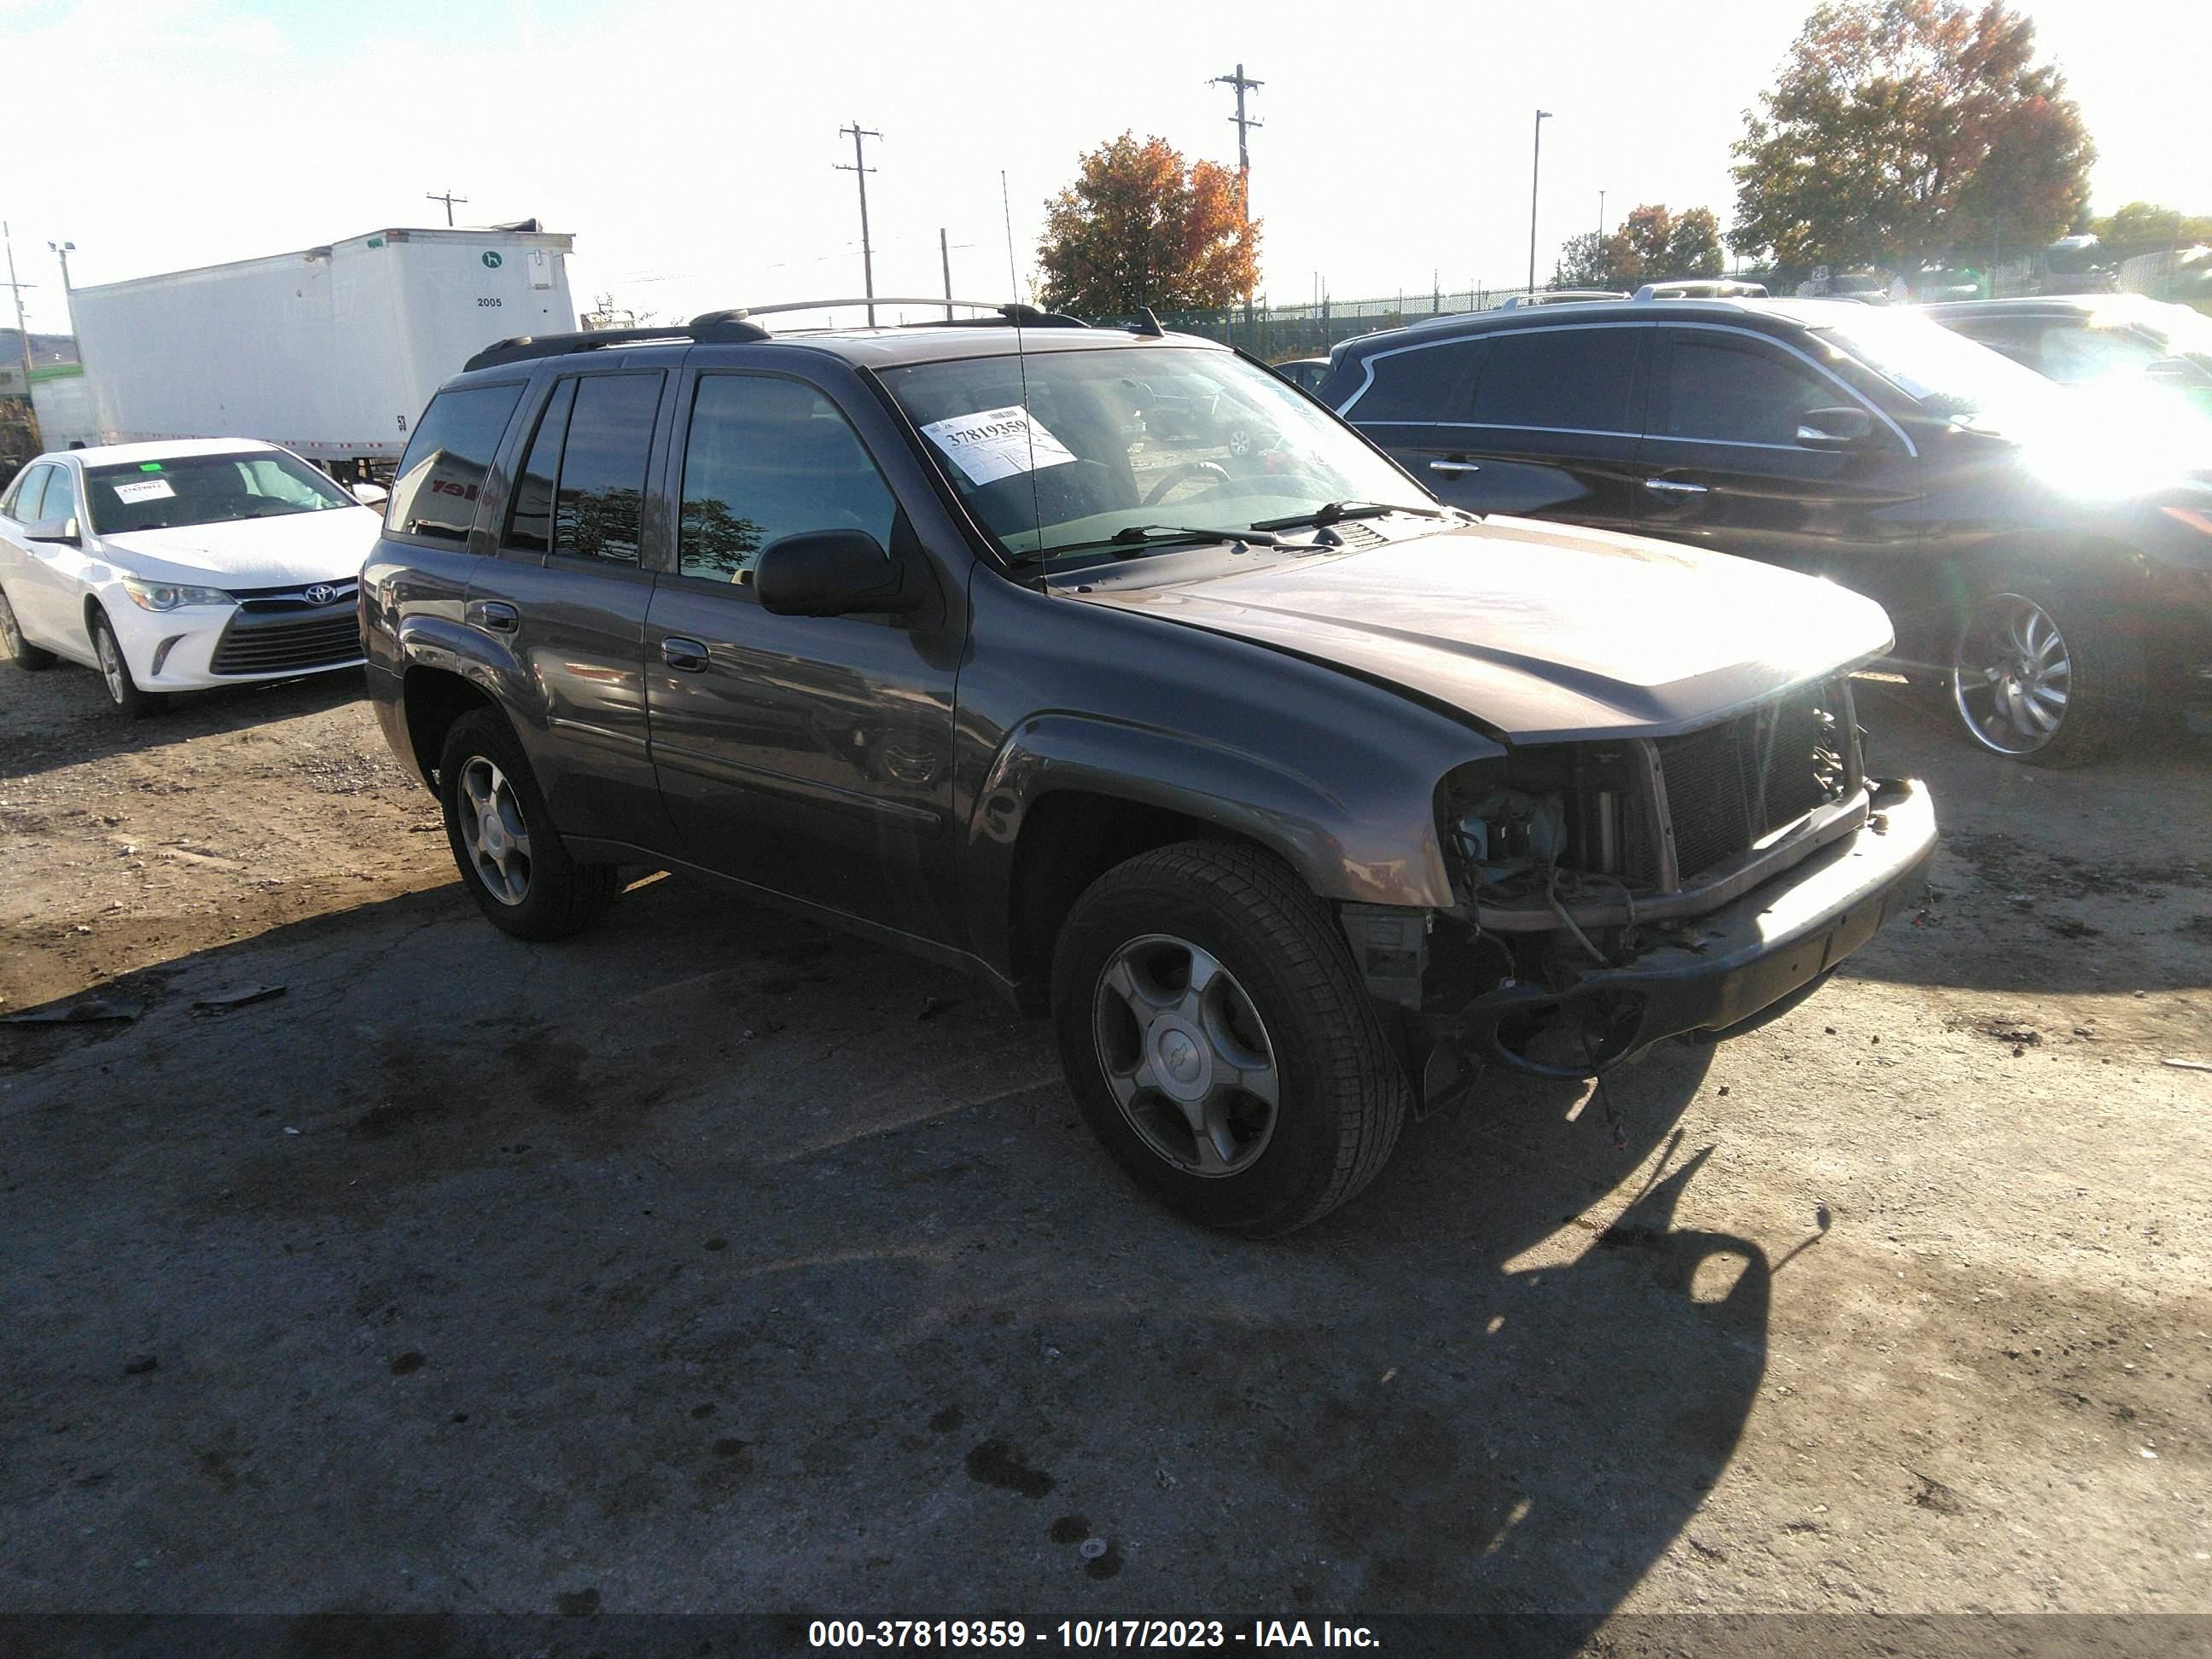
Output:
[13,462,93,651]
[0,463,67,652]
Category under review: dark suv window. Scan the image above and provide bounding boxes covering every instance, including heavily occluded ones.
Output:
[1352,340,1485,422]
[1470,327,1639,433]
[551,374,663,566]
[676,375,899,587]
[504,380,577,555]
[1660,332,1834,446]
[387,382,525,544]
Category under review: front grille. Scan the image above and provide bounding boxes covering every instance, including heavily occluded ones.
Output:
[1656,683,1848,882]
[209,608,364,676]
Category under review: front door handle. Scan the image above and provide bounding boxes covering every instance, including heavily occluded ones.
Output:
[661,636,711,672]
[1641,477,1710,496]
[474,601,520,632]
[1429,459,1481,475]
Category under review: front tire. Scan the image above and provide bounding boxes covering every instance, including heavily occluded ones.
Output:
[90,609,166,717]
[1948,580,2143,767]
[1051,841,1409,1236]
[0,587,55,670]
[437,708,618,940]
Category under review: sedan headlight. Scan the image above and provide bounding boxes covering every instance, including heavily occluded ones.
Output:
[122,577,235,612]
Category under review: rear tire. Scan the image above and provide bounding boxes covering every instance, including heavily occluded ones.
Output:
[0,587,55,670]
[1050,841,1409,1237]
[437,708,618,940]
[90,609,166,717]
[1948,579,2143,767]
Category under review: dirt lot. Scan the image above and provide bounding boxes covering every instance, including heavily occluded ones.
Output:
[2,648,2209,1637]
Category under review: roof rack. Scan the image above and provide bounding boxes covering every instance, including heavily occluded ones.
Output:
[692,298,1088,329]
[1500,289,1629,307]
[463,299,1089,373]
[464,316,769,372]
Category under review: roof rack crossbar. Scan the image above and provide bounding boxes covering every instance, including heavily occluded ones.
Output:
[463,316,770,372]
[694,298,1086,329]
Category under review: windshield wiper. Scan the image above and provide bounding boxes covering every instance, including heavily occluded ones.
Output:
[1249,500,1446,532]
[1042,524,1288,558]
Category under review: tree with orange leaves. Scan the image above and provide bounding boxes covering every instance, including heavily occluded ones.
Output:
[1035,133,1261,316]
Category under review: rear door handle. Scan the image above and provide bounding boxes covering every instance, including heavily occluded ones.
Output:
[1429,459,1481,475]
[474,601,520,632]
[661,636,710,672]
[1641,477,1709,496]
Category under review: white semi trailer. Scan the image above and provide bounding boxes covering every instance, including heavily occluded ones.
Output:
[69,224,577,476]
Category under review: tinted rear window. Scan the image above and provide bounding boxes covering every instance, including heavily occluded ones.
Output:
[552,374,663,566]
[1469,328,1639,432]
[1350,339,1485,422]
[387,383,525,544]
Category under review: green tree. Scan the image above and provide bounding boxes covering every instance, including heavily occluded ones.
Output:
[2088,201,2212,254]
[1036,133,1261,315]
[1729,1,2094,269]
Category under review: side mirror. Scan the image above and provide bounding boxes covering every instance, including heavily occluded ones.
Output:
[23,515,79,546]
[1796,406,1876,450]
[352,481,390,508]
[2145,356,2212,390]
[754,529,924,619]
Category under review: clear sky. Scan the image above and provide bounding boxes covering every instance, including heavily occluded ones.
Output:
[4,0,2207,336]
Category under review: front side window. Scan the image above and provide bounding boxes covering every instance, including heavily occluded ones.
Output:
[1661,334,1836,445]
[387,384,525,544]
[1468,328,1639,433]
[40,466,79,527]
[677,375,899,586]
[5,463,54,521]
[1352,340,1485,422]
[879,344,1429,560]
[551,374,662,567]
[84,450,356,534]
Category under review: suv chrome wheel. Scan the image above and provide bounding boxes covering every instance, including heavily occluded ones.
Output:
[457,755,533,905]
[1953,592,2071,757]
[1091,932,1281,1177]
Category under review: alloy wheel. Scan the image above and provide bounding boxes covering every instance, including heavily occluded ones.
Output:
[1953,592,2073,757]
[96,627,130,706]
[1091,932,1281,1177]
[457,755,533,905]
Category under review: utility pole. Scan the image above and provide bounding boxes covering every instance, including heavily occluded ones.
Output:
[835,122,882,325]
[1211,64,1264,216]
[1528,109,1552,296]
[3,221,42,451]
[940,228,953,320]
[425,189,468,227]
[1598,189,1606,241]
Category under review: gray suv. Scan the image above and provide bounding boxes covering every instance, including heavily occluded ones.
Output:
[363,300,1936,1234]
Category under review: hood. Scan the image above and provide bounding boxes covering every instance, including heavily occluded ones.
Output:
[1067,517,1895,742]
[94,508,382,589]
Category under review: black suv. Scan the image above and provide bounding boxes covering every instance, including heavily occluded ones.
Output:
[1319,295,2212,765]
[364,301,1935,1234]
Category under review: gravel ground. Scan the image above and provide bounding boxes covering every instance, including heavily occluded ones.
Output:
[1,649,2209,1639]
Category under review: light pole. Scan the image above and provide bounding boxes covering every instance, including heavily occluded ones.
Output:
[1598,190,1606,241]
[1528,109,1552,295]
[48,242,74,335]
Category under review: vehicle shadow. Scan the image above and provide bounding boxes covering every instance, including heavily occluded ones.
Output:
[1845,676,2212,998]
[1,873,1763,1639]
[0,654,366,782]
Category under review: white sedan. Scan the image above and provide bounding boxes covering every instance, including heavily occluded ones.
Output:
[0,439,386,716]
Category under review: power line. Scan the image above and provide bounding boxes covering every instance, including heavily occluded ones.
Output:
[835,122,882,326]
[426,189,469,227]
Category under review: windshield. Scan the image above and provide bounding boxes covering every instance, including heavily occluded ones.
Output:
[2147,301,2212,364]
[1812,309,2071,431]
[84,450,358,534]
[879,344,1430,559]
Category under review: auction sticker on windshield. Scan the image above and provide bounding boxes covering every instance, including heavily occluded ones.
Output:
[918,406,1076,487]
[111,478,178,504]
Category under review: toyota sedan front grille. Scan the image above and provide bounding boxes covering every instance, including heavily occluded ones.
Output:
[208,593,364,677]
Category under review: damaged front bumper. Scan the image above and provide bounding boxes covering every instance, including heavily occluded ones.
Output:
[1452,777,1936,1080]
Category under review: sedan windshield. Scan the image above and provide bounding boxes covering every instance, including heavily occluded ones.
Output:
[1810,309,2070,432]
[84,451,357,534]
[878,344,1432,559]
